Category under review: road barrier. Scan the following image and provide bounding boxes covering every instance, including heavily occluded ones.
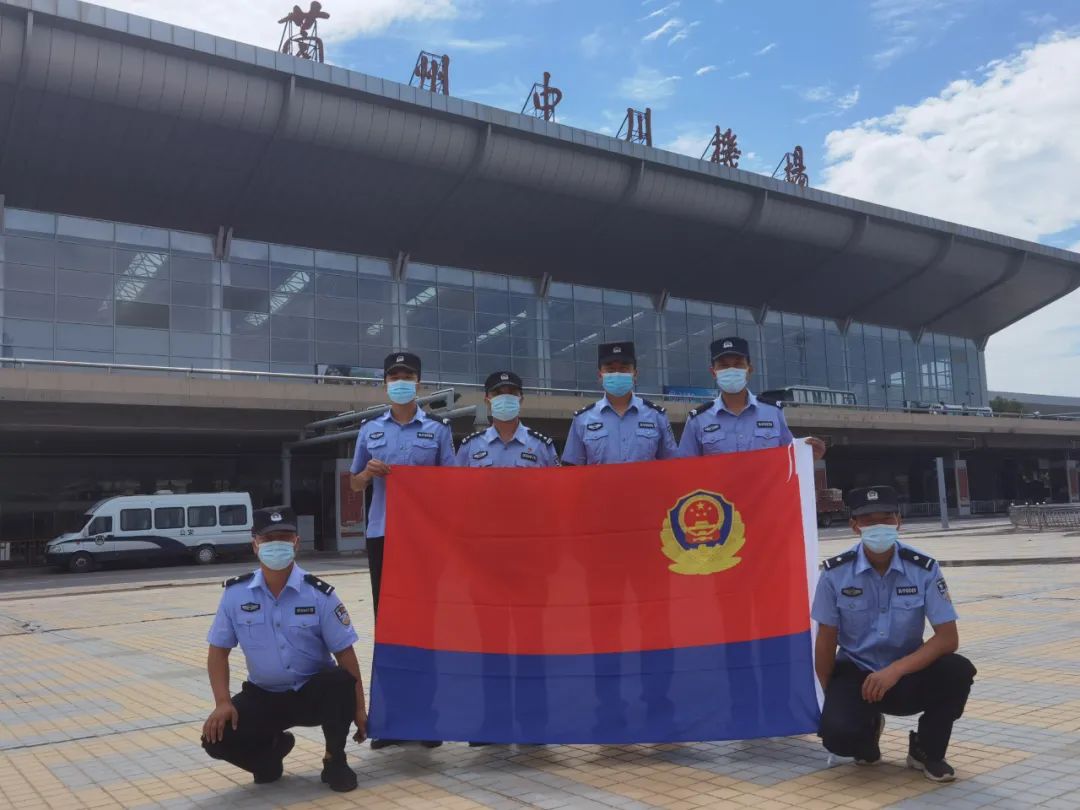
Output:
[1008,504,1080,532]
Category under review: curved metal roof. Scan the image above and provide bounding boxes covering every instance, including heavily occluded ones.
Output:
[1,0,1078,341]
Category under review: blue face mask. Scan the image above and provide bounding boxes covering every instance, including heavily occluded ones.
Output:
[602,372,634,397]
[489,394,521,422]
[715,367,748,394]
[387,379,417,405]
[257,540,296,571]
[860,524,899,554]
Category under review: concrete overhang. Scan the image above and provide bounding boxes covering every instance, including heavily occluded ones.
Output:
[1,0,1079,341]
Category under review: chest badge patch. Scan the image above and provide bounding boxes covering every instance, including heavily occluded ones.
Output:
[416,431,434,440]
[756,421,774,428]
[896,586,919,596]
[369,431,384,440]
[586,422,604,431]
[335,603,351,626]
[472,450,489,460]
[703,423,721,433]
[638,422,655,430]
[660,489,745,576]
[520,451,538,462]
[294,606,316,615]
[841,587,863,598]
[240,602,261,612]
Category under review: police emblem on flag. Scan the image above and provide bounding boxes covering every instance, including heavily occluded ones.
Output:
[660,490,745,575]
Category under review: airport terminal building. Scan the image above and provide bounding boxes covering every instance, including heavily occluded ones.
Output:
[1,0,1079,549]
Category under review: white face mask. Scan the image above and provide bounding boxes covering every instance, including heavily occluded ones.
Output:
[715,367,748,394]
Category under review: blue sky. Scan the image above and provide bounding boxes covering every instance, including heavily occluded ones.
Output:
[105,1,1080,394]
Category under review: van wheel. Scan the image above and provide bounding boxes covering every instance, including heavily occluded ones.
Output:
[69,552,95,574]
[195,545,217,565]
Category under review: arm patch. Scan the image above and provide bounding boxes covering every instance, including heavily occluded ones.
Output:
[223,572,255,588]
[822,550,858,571]
[899,547,936,571]
[303,573,335,595]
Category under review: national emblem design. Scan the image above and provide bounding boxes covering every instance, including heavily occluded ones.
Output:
[660,489,745,575]
[270,512,282,522]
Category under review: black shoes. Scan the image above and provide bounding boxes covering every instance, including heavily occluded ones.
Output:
[321,754,358,792]
[906,731,956,782]
[420,740,443,748]
[854,714,885,765]
[252,731,295,784]
[370,738,443,750]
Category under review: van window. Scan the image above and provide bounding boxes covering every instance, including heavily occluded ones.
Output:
[188,506,217,528]
[87,516,112,535]
[154,507,185,530]
[219,504,248,526]
[120,509,152,532]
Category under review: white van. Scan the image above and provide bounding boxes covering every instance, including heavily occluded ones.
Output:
[45,492,254,573]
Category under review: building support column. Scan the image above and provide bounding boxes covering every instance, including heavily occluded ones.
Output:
[954,451,971,516]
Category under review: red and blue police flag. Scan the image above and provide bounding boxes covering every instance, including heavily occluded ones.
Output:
[369,442,822,743]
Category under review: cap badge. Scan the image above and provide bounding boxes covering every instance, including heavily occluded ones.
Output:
[867,490,879,501]
[396,355,404,363]
[723,340,733,349]
[500,373,509,380]
[613,346,622,353]
[270,511,282,522]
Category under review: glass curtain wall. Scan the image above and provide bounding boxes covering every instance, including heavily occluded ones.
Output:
[0,207,986,406]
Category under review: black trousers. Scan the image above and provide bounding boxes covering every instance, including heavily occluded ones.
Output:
[820,654,976,762]
[367,536,385,618]
[202,667,356,775]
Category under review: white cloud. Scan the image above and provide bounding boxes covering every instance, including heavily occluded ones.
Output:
[1026,13,1057,27]
[663,130,711,158]
[641,2,680,21]
[754,42,777,56]
[580,31,604,59]
[801,85,832,102]
[444,37,517,53]
[870,0,970,68]
[820,34,1080,394]
[643,19,680,42]
[696,64,719,76]
[618,67,682,104]
[97,0,459,50]
[835,86,861,110]
[730,71,751,80]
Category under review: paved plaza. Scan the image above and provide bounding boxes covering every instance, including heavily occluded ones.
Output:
[1,526,1079,809]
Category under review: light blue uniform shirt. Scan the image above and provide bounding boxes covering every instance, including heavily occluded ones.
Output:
[561,394,678,465]
[677,391,793,457]
[207,564,359,693]
[455,422,560,468]
[811,542,958,672]
[350,407,456,537]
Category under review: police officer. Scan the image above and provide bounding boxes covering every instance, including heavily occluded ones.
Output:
[350,351,453,750]
[562,341,677,465]
[456,371,559,468]
[677,336,826,460]
[202,507,365,792]
[812,486,977,781]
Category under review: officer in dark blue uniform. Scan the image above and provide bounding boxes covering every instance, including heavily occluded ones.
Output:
[562,341,677,465]
[456,371,559,468]
[812,486,977,782]
[678,337,825,460]
[201,507,365,792]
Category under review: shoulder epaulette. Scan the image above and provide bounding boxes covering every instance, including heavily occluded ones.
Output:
[439,417,451,427]
[304,573,335,595]
[460,430,484,445]
[641,398,666,414]
[527,428,554,445]
[757,394,783,408]
[688,400,716,418]
[223,572,255,588]
[573,402,597,417]
[822,550,857,571]
[899,547,936,571]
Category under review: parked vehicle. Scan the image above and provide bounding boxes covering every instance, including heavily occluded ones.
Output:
[962,405,994,417]
[44,492,253,573]
[816,488,849,528]
[760,386,857,407]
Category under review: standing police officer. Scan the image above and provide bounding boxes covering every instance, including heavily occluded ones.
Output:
[812,486,977,781]
[678,336,826,460]
[456,371,559,469]
[201,507,365,792]
[350,351,454,750]
[562,341,677,466]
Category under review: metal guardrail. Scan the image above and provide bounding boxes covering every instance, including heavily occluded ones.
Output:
[970,499,1012,515]
[0,539,48,568]
[1008,504,1080,531]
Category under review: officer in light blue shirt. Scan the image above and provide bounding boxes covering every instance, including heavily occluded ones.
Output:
[562,341,677,465]
[202,506,364,792]
[677,336,825,459]
[456,370,559,468]
[812,486,976,783]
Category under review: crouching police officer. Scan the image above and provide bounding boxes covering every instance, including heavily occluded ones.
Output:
[201,507,366,792]
[456,370,558,469]
[812,486,977,782]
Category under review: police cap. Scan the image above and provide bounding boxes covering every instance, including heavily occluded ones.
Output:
[710,336,750,361]
[598,341,636,366]
[484,370,523,393]
[384,351,421,377]
[252,505,298,536]
[847,486,900,516]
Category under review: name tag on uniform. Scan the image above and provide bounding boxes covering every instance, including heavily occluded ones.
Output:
[472,450,489,460]
[587,422,604,431]
[703,424,721,433]
[638,422,655,430]
[841,587,862,597]
[241,602,261,612]
[294,606,316,615]
[756,420,774,428]
[369,431,384,440]
[521,452,538,462]
[417,431,434,439]
[896,586,919,596]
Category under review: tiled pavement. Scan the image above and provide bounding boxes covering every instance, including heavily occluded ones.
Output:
[1,530,1079,809]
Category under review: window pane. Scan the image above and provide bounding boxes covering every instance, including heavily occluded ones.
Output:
[172,282,215,308]
[1,318,53,348]
[358,300,392,323]
[188,506,217,527]
[223,286,269,312]
[116,301,169,329]
[271,314,313,340]
[57,296,113,325]
[2,264,55,293]
[57,269,113,298]
[171,306,219,333]
[56,323,112,351]
[120,509,152,532]
[154,507,185,530]
[227,336,269,361]
[272,338,313,363]
[226,263,270,289]
[116,327,169,354]
[115,249,169,280]
[316,295,356,321]
[88,516,112,534]
[315,319,356,343]
[171,332,218,356]
[4,291,55,319]
[170,256,217,284]
[271,267,315,292]
[358,277,392,301]
[439,309,474,332]
[219,504,248,526]
[5,236,55,267]
[437,286,474,310]
[316,273,357,298]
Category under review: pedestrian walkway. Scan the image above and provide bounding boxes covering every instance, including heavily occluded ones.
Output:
[1,542,1078,808]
